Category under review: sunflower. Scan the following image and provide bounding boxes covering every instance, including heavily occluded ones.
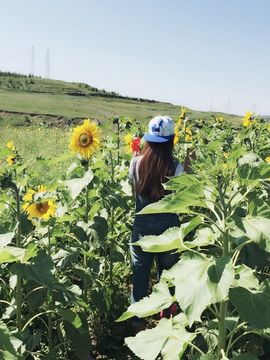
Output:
[24,201,56,220]
[123,133,141,154]
[23,185,46,202]
[174,112,185,144]
[174,128,180,145]
[6,141,16,151]
[124,133,133,152]
[242,111,254,127]
[69,119,101,159]
[242,118,251,127]
[185,134,192,142]
[179,107,186,120]
[22,185,56,220]
[185,127,192,142]
[6,155,16,166]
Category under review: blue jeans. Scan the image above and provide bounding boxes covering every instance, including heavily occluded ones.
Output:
[130,214,180,304]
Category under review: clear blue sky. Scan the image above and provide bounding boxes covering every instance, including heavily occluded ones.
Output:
[1,0,270,115]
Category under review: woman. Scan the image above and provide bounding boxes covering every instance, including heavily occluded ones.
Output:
[129,115,184,329]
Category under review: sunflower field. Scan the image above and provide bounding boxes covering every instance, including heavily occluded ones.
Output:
[0,110,270,360]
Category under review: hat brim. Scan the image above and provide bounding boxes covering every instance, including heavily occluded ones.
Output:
[143,134,174,143]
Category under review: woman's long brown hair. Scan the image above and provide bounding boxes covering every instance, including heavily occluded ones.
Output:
[136,139,175,201]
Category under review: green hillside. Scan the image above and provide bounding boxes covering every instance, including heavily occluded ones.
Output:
[0,71,241,130]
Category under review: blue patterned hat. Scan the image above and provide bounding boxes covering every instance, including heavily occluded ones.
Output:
[143,115,175,143]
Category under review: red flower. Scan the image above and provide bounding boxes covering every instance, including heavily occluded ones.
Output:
[131,137,141,154]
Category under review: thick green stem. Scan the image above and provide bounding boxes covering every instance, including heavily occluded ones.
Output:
[83,160,90,300]
[117,122,120,165]
[85,188,90,222]
[44,223,54,354]
[218,301,227,356]
[84,162,90,221]
[48,225,51,254]
[218,180,227,220]
[217,180,230,358]
[16,276,22,332]
[83,253,88,301]
[218,229,229,357]
[109,207,115,287]
[14,184,22,333]
[223,230,229,256]
[218,230,229,357]
[48,312,53,353]
[109,150,115,185]
[108,150,116,287]
[14,184,21,246]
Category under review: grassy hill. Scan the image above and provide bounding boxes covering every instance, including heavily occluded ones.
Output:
[0,71,241,130]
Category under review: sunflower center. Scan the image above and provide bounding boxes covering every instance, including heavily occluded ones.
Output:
[36,202,49,214]
[79,133,93,147]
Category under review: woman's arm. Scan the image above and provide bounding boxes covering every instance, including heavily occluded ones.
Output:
[128,156,138,196]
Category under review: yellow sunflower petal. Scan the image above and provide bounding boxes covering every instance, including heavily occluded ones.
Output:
[173,130,180,145]
[242,118,251,127]
[23,189,36,202]
[24,201,56,220]
[185,134,192,142]
[69,119,101,159]
[242,111,254,127]
[6,141,16,151]
[124,133,132,146]
[6,155,16,166]
[38,185,47,193]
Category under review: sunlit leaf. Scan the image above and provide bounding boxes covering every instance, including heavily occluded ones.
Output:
[0,246,26,264]
[236,216,270,252]
[133,217,208,253]
[233,265,259,290]
[204,185,218,213]
[163,174,201,191]
[238,153,259,166]
[175,253,234,326]
[64,169,94,199]
[238,162,270,184]
[133,226,185,253]
[139,183,207,215]
[248,194,270,219]
[125,316,195,360]
[186,227,216,248]
[0,232,15,247]
[116,282,173,321]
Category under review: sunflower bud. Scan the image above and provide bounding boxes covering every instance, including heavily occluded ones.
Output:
[0,174,14,189]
